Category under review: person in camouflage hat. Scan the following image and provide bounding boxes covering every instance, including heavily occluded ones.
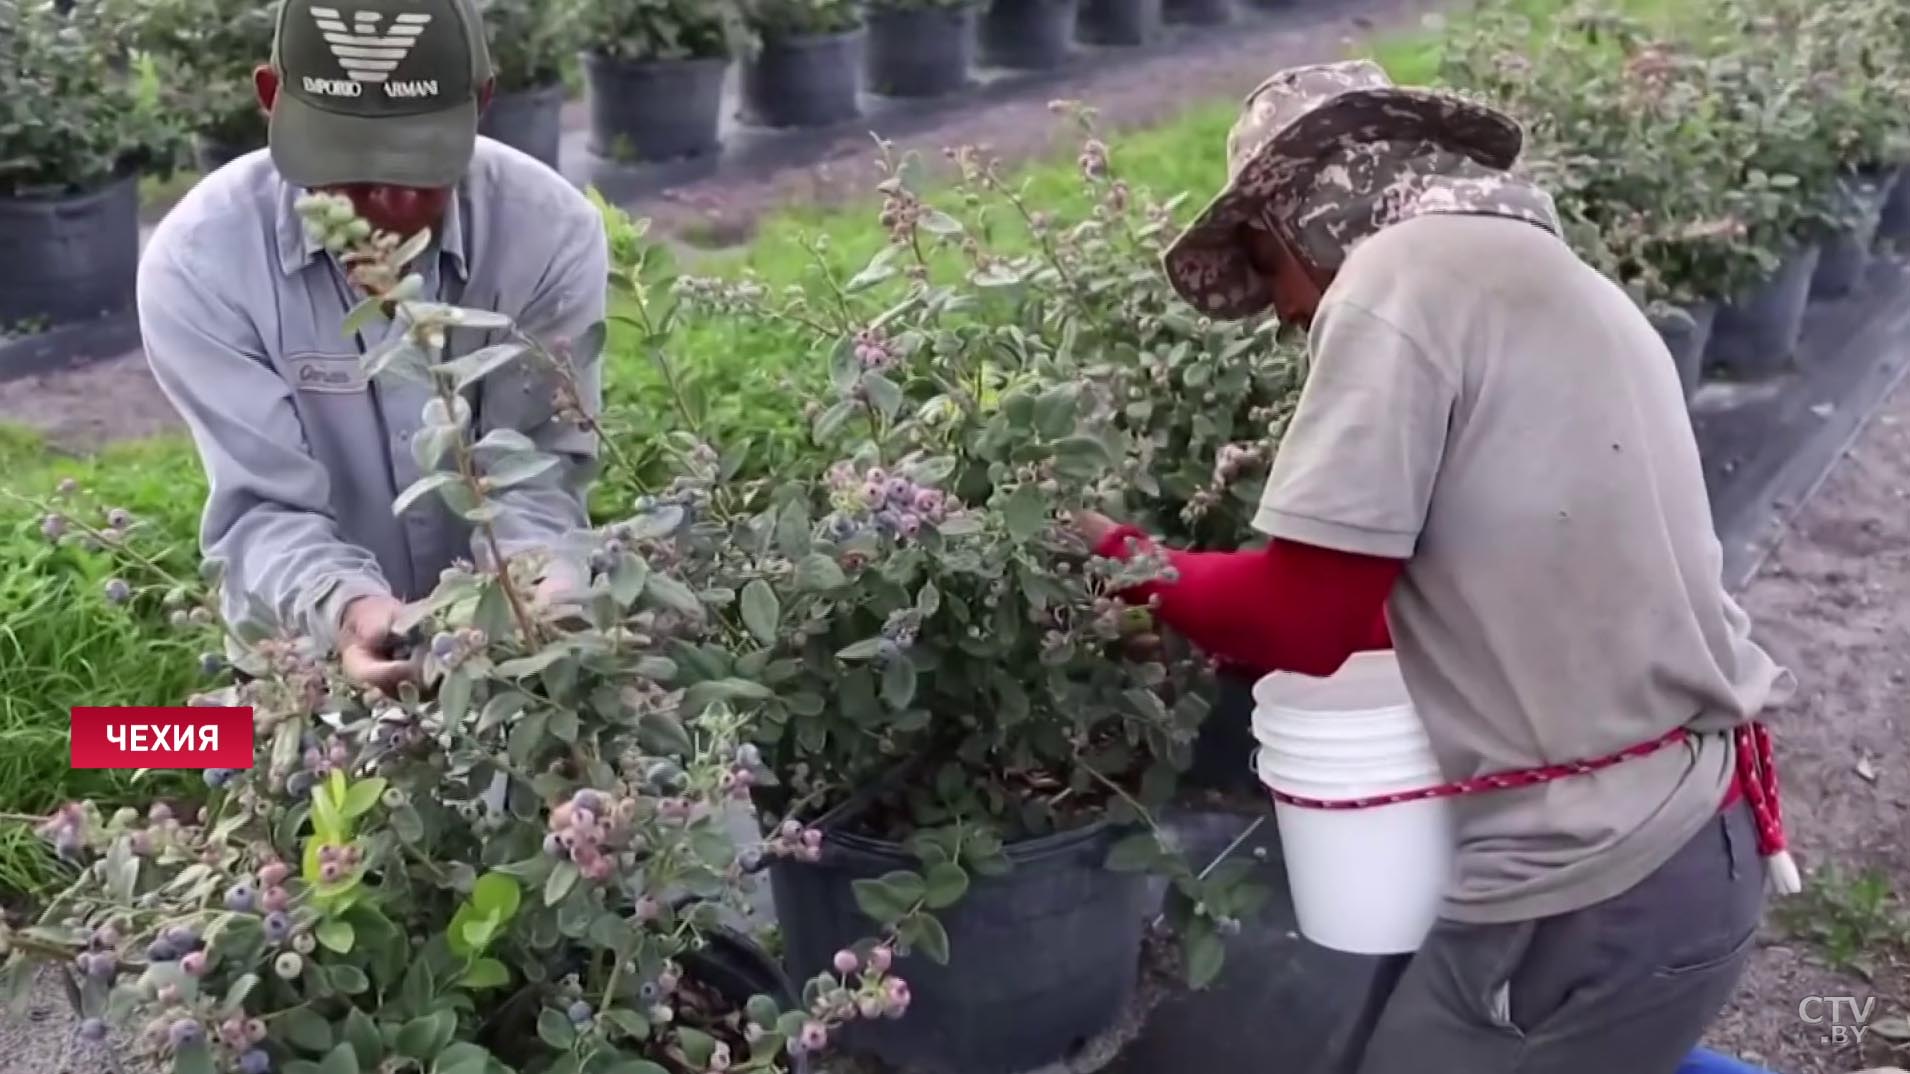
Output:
[1162,59,1563,321]
[1076,60,1795,1074]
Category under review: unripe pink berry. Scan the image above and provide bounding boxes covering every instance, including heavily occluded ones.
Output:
[869,945,893,972]
[262,886,289,912]
[181,951,206,976]
[832,949,859,975]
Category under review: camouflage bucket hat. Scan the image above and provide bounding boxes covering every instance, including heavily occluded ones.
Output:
[1163,59,1525,319]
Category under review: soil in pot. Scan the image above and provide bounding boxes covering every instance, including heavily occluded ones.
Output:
[1650,302,1717,403]
[769,820,1151,1074]
[979,0,1079,71]
[741,30,865,129]
[1077,0,1163,45]
[479,83,566,170]
[1164,0,1233,23]
[866,6,977,98]
[582,52,728,163]
[1876,166,1910,248]
[1811,172,1892,300]
[1705,244,1821,378]
[0,176,139,333]
[1179,667,1265,797]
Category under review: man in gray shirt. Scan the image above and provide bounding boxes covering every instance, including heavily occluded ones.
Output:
[138,0,605,691]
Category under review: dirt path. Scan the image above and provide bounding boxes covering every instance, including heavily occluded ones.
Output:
[1705,376,1910,1073]
[0,0,1435,457]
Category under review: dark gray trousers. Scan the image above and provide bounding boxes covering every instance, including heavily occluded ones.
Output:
[1343,801,1765,1074]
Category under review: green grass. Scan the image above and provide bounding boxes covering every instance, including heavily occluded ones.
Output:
[0,0,1668,899]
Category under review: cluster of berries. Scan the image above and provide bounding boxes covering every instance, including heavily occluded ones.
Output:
[425,626,486,669]
[791,947,911,1056]
[1210,441,1266,487]
[314,842,364,886]
[763,819,825,864]
[294,192,373,253]
[36,803,89,861]
[851,327,898,373]
[825,465,954,544]
[287,734,353,797]
[542,789,644,881]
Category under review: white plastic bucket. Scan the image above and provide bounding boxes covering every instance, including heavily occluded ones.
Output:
[1253,651,1455,955]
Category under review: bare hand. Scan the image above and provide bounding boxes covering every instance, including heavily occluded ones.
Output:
[339,594,419,693]
[531,561,590,626]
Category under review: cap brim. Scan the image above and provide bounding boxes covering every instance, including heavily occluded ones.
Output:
[1163,86,1524,320]
[270,92,477,189]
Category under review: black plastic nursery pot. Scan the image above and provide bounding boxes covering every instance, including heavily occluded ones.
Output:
[1811,171,1894,300]
[1077,0,1163,46]
[1650,301,1717,402]
[769,820,1152,1074]
[741,30,865,129]
[0,176,139,333]
[979,0,1079,71]
[866,5,978,98]
[1180,667,1265,796]
[479,82,566,170]
[1704,244,1821,378]
[582,51,728,163]
[1877,167,1910,247]
[1164,0,1234,24]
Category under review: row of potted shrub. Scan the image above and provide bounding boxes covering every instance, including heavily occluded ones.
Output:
[0,0,1327,347]
[1436,0,1910,399]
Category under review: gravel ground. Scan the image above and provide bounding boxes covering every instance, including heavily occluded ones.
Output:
[1701,380,1910,1074]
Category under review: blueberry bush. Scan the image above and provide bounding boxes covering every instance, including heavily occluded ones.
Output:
[1,196,906,1074]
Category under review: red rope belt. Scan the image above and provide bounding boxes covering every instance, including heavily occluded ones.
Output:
[1264,722,1800,894]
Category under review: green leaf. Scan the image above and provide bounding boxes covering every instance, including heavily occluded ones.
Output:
[281,1007,334,1053]
[601,1064,669,1074]
[172,1042,216,1074]
[343,296,385,336]
[863,373,904,420]
[342,1007,382,1068]
[676,1027,716,1069]
[432,1043,494,1074]
[836,637,886,661]
[474,427,537,455]
[745,994,782,1028]
[914,914,952,964]
[442,342,529,390]
[471,873,522,921]
[880,655,916,710]
[922,861,970,909]
[1105,832,1162,872]
[847,242,902,291]
[536,1008,578,1050]
[318,1042,361,1074]
[393,472,459,518]
[328,964,370,995]
[1001,484,1047,542]
[683,678,775,713]
[316,919,356,954]
[814,400,857,442]
[1185,925,1226,990]
[642,573,702,614]
[410,422,460,471]
[602,1008,651,1042]
[609,554,650,607]
[341,777,388,819]
[545,862,580,906]
[219,972,258,1015]
[917,209,963,235]
[398,1010,458,1060]
[483,451,560,491]
[739,579,781,645]
[795,553,846,591]
[851,870,925,924]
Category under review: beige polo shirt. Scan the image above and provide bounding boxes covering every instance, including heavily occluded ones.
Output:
[1257,212,1794,924]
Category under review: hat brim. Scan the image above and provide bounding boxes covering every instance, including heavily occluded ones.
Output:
[270,92,477,189]
[1163,86,1524,320]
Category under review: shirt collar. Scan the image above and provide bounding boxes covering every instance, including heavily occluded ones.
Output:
[275,180,469,281]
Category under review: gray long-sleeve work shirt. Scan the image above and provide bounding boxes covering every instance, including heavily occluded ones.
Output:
[137,138,607,648]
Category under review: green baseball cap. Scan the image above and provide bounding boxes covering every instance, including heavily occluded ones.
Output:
[269,0,493,189]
